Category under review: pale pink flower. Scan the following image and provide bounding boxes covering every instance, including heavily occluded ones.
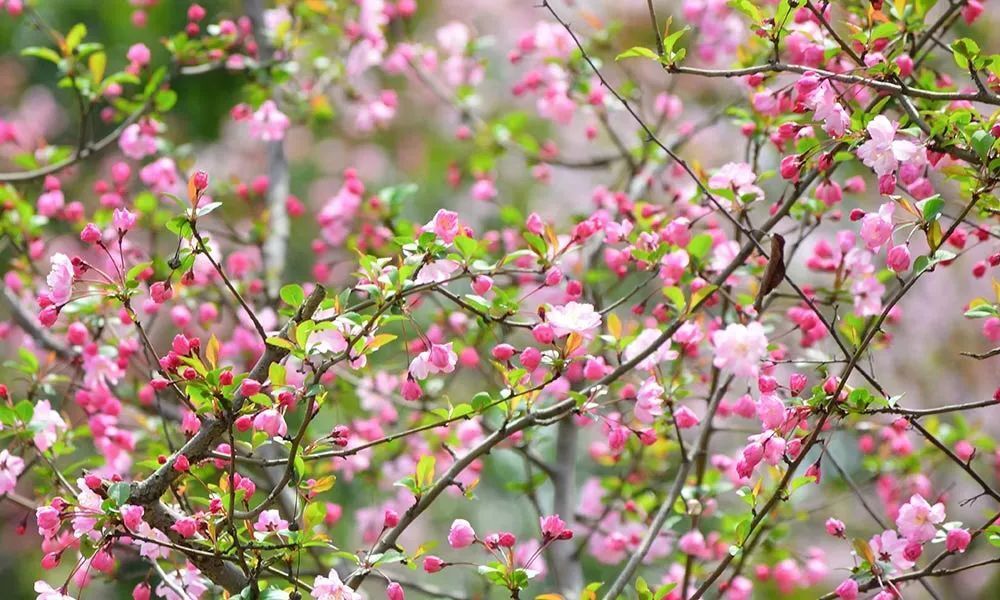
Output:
[33,581,75,600]
[856,116,920,176]
[170,516,199,538]
[135,522,170,559]
[37,189,64,217]
[547,302,602,338]
[805,81,850,137]
[447,518,476,548]
[623,328,679,371]
[0,449,24,494]
[113,207,137,232]
[870,529,914,570]
[119,123,157,159]
[46,253,74,305]
[120,504,144,531]
[711,322,768,377]
[471,178,497,201]
[312,568,362,600]
[708,162,764,203]
[414,259,460,285]
[436,21,470,55]
[139,157,180,194]
[634,378,665,424]
[946,528,971,552]
[539,514,571,539]
[851,276,884,317]
[409,343,457,380]
[253,408,288,437]
[860,202,895,250]
[424,209,460,243]
[254,509,289,533]
[249,100,290,141]
[896,494,945,543]
[29,400,67,452]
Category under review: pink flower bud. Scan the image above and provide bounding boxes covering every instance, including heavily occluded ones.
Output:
[423,555,445,573]
[80,223,101,244]
[520,347,541,370]
[825,518,845,537]
[532,323,555,344]
[491,343,516,361]
[240,378,262,396]
[448,518,476,548]
[401,377,422,401]
[386,582,404,600]
[946,527,971,552]
[383,509,400,528]
[192,170,209,191]
[133,583,152,600]
[834,578,858,600]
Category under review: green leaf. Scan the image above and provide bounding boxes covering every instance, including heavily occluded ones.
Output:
[728,0,762,23]
[266,336,296,351]
[661,26,690,56]
[415,454,436,491]
[65,24,87,53]
[615,46,659,61]
[155,88,178,112]
[21,47,61,63]
[107,482,130,507]
[920,196,944,222]
[280,284,305,307]
[971,129,994,159]
[663,286,686,313]
[687,233,713,260]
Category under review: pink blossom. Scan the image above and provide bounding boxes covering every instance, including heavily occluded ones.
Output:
[540,514,572,539]
[253,408,288,437]
[623,328,679,371]
[634,378,664,424]
[254,509,289,533]
[119,123,157,159]
[139,157,180,194]
[409,343,457,380]
[856,116,921,176]
[886,244,910,272]
[825,518,846,537]
[471,178,497,201]
[424,209,460,243]
[170,516,198,538]
[834,578,859,600]
[0,449,24,494]
[33,581,75,600]
[547,302,602,338]
[851,275,884,317]
[113,504,142,534]
[126,43,150,67]
[896,494,945,543]
[708,162,764,203]
[674,405,699,429]
[386,582,404,600]
[711,322,769,378]
[113,208,137,232]
[414,259,460,284]
[678,529,708,557]
[37,188,65,217]
[860,202,895,250]
[249,100,290,141]
[29,400,67,452]
[870,529,914,570]
[946,527,971,552]
[448,518,476,548]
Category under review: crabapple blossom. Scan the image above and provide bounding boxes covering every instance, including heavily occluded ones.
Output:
[711,322,769,377]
